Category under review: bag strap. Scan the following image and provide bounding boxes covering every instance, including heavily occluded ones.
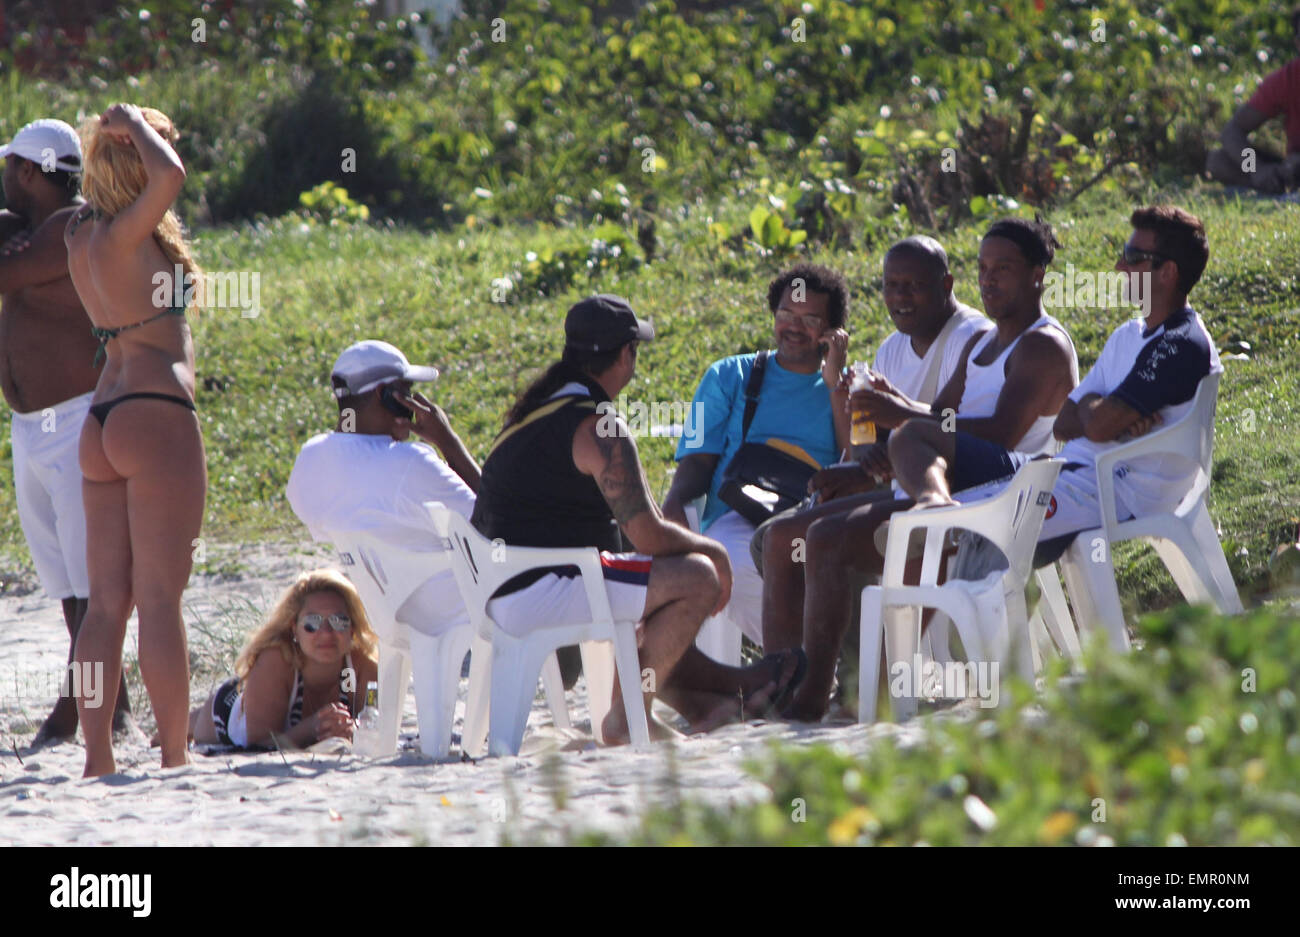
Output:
[739,350,769,441]
[917,311,965,404]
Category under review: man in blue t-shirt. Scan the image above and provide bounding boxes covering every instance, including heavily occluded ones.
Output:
[663,264,851,649]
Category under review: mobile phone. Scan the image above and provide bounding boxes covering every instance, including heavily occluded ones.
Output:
[379,384,414,420]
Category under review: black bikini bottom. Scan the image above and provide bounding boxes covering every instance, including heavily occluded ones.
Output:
[89,392,196,427]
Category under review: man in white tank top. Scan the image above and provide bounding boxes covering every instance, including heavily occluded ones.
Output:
[956,206,1224,565]
[783,219,1078,721]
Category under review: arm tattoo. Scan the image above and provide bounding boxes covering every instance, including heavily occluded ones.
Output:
[591,425,653,527]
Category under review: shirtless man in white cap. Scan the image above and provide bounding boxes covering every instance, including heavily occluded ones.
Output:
[0,118,135,746]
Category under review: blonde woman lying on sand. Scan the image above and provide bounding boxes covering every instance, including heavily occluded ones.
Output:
[66,103,205,777]
[187,570,380,749]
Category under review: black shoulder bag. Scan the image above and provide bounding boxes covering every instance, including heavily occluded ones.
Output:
[716,351,821,526]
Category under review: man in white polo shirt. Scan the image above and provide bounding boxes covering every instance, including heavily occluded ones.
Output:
[286,341,479,635]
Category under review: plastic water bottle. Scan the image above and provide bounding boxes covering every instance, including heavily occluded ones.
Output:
[353,680,380,757]
[849,361,877,447]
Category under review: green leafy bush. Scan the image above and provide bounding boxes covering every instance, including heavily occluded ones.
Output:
[577,605,1300,846]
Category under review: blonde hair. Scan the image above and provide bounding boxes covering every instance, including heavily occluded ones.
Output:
[80,106,202,295]
[234,569,379,683]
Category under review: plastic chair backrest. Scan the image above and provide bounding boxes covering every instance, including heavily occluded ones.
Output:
[427,502,618,639]
[325,512,446,642]
[882,459,1063,588]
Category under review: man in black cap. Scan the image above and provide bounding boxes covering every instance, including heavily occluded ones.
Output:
[472,295,805,744]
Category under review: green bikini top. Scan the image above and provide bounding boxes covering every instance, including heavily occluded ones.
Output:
[69,204,190,366]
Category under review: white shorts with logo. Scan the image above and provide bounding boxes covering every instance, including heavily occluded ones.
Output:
[701,510,764,647]
[486,552,651,638]
[11,392,93,599]
[954,465,1132,542]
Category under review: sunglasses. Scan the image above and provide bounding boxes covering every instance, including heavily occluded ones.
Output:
[299,613,352,634]
[1120,244,1172,267]
[774,311,828,331]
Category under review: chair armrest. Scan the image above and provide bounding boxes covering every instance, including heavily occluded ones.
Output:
[1091,411,1202,537]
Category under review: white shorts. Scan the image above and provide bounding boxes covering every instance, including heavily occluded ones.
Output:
[11,392,92,599]
[701,510,764,647]
[486,552,651,638]
[954,465,1131,543]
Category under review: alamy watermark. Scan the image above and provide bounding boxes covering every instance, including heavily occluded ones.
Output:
[49,867,151,917]
[889,654,1000,708]
[2,661,106,709]
[595,394,705,449]
[1041,265,1152,315]
[151,263,261,318]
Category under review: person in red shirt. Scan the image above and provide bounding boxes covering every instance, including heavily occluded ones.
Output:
[1206,8,1300,194]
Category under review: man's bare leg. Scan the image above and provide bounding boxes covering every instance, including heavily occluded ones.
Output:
[889,419,959,508]
[761,491,899,652]
[657,645,803,731]
[601,552,718,745]
[1206,147,1284,191]
[31,598,86,746]
[785,498,913,720]
[32,596,135,748]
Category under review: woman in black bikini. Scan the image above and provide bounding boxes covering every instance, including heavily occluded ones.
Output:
[187,570,380,750]
[65,104,206,777]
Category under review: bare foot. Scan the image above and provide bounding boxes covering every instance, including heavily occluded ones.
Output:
[31,698,79,749]
[599,708,680,746]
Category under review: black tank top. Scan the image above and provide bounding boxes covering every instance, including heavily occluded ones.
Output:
[472,387,625,595]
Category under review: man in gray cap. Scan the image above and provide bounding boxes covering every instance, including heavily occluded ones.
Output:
[472,295,805,745]
[1,118,135,747]
[287,340,481,636]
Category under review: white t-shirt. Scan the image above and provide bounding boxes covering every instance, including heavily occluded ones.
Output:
[872,304,992,403]
[1057,307,1221,520]
[286,432,477,634]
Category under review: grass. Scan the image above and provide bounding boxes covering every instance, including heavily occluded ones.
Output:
[3,183,1294,613]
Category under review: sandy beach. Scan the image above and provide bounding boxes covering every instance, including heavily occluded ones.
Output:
[0,540,909,846]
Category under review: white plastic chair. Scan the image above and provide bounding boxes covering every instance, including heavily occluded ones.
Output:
[427,503,651,756]
[1037,371,1241,653]
[329,519,569,758]
[858,459,1064,722]
[684,497,745,666]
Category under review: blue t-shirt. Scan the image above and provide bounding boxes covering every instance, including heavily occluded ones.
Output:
[676,352,839,530]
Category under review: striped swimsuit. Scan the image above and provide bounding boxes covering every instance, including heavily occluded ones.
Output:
[211,653,354,748]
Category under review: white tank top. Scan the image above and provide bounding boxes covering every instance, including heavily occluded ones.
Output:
[957,312,1077,455]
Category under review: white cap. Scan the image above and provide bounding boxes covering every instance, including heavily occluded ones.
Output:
[0,119,82,173]
[330,340,439,398]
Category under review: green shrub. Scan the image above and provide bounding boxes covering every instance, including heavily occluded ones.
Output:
[576,605,1300,846]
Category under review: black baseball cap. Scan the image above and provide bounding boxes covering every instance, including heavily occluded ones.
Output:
[564,294,655,353]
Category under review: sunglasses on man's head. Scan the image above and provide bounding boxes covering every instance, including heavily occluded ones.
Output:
[774,310,827,330]
[1120,244,1172,267]
[300,613,352,634]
